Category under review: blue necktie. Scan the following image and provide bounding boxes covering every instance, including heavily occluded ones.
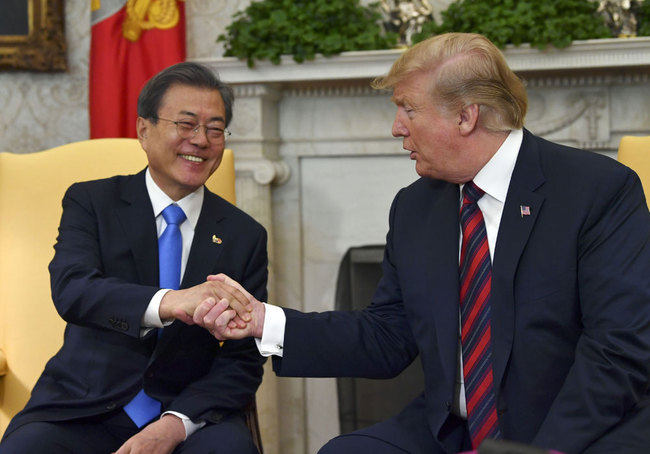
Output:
[157,204,187,291]
[124,204,186,428]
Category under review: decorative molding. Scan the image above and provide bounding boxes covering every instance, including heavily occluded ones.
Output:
[525,73,650,88]
[195,50,398,84]
[194,37,650,85]
[236,158,291,186]
[233,83,282,99]
[285,85,382,98]
[526,91,607,138]
[506,37,650,73]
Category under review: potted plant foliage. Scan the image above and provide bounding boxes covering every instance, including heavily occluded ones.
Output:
[219,0,646,67]
[413,0,611,48]
[218,0,398,67]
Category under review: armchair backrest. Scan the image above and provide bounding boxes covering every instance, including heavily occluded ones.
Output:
[0,139,235,434]
[618,135,650,202]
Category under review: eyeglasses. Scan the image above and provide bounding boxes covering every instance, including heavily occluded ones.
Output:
[154,117,231,143]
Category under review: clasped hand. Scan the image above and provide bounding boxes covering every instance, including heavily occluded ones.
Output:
[160,276,253,331]
[175,274,265,341]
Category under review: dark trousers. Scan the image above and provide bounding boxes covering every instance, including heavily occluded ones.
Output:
[0,410,258,454]
[319,394,472,454]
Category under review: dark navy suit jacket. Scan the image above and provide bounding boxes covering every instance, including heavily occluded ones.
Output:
[5,169,268,434]
[274,130,650,454]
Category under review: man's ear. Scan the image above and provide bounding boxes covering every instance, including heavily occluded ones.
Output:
[136,117,148,148]
[458,103,480,136]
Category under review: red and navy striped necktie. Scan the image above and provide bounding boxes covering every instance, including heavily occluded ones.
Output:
[459,181,501,448]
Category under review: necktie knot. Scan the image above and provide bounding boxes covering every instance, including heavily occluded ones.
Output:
[463,181,485,205]
[162,204,186,226]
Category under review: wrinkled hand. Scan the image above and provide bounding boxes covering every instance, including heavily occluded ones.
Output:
[191,274,266,341]
[162,278,253,329]
[113,415,184,454]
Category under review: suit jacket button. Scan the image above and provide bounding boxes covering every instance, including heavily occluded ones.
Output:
[106,402,117,410]
[446,401,452,411]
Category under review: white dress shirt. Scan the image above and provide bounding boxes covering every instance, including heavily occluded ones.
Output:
[143,168,204,330]
[142,168,206,438]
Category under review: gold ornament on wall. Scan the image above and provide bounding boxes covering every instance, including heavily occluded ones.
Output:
[123,0,184,42]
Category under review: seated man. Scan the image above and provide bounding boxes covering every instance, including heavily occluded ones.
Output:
[0,62,268,454]
[189,33,650,454]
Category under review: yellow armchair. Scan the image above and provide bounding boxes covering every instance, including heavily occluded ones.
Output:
[618,135,650,201]
[0,140,247,438]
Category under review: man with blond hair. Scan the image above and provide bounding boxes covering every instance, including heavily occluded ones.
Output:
[187,33,650,454]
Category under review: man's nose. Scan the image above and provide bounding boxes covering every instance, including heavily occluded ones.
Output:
[392,114,408,137]
[190,125,210,146]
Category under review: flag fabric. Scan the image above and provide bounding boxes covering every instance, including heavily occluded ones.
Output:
[90,0,186,138]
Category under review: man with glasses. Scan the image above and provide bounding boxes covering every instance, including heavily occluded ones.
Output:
[0,62,267,454]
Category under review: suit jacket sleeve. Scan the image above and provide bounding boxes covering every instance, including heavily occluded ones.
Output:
[49,179,159,336]
[273,188,419,378]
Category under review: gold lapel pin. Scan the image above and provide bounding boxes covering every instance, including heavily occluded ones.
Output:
[212,235,223,244]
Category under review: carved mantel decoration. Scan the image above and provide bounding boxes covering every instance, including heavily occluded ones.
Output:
[0,0,66,71]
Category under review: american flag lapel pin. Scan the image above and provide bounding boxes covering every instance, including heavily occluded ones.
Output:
[212,235,222,244]
[520,205,531,218]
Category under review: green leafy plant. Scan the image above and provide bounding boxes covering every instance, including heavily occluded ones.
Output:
[413,0,611,49]
[637,1,650,36]
[218,0,398,67]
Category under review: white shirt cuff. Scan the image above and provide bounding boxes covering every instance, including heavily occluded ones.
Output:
[162,411,206,440]
[255,303,286,357]
[140,288,173,337]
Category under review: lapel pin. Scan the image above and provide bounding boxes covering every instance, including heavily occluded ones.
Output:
[520,205,531,217]
[212,235,222,244]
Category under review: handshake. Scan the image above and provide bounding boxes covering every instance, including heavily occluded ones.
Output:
[160,274,265,341]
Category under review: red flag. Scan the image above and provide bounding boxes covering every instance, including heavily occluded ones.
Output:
[90,0,186,138]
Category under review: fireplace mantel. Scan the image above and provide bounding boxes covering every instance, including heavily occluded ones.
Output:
[198,37,650,84]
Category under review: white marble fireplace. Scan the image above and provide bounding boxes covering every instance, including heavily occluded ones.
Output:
[195,37,650,454]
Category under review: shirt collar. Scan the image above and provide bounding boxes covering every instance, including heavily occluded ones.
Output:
[145,168,204,229]
[472,129,523,203]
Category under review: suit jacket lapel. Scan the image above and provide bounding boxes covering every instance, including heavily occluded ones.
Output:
[117,170,158,287]
[491,130,546,390]
[182,190,228,288]
[422,181,462,388]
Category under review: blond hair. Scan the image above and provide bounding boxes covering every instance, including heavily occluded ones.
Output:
[372,33,527,132]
